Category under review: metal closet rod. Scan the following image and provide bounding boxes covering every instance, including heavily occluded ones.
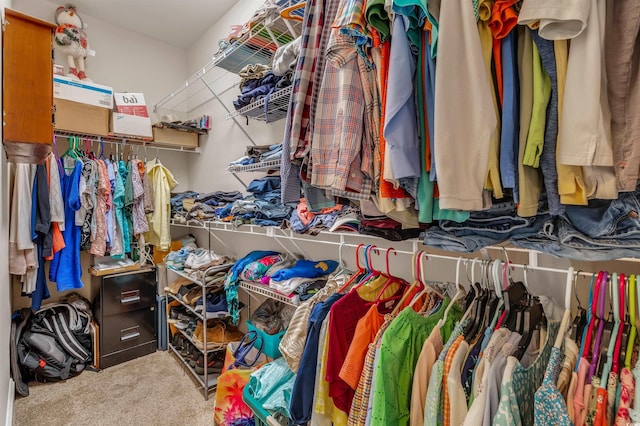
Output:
[324,242,590,278]
[175,220,640,270]
[54,132,198,154]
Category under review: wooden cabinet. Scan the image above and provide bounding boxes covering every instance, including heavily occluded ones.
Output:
[3,9,56,164]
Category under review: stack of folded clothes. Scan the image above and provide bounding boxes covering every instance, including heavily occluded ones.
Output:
[166,245,235,280]
[171,191,200,216]
[228,144,282,168]
[287,198,344,234]
[233,63,293,120]
[216,177,294,226]
[171,190,243,223]
[266,259,338,297]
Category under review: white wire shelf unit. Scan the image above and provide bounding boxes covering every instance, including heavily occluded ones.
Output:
[226,85,293,122]
[153,9,301,116]
[54,130,200,154]
[227,158,282,173]
[167,343,220,396]
[239,281,299,307]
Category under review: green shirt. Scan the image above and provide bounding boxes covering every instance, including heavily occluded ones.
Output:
[371,301,462,426]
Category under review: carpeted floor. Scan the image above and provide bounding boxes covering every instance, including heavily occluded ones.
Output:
[13,351,215,426]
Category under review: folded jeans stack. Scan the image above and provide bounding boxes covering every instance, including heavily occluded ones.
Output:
[511,190,640,260]
[422,201,550,252]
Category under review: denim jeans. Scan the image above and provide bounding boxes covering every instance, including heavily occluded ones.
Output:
[510,220,640,261]
[247,176,281,194]
[511,191,640,260]
[563,191,640,241]
[423,207,550,252]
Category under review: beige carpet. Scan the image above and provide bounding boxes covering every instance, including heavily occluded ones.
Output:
[13,351,215,426]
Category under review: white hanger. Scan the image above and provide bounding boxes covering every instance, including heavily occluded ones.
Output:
[448,257,469,323]
[554,266,575,348]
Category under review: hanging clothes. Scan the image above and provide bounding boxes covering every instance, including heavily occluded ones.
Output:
[145,158,177,250]
[49,158,83,291]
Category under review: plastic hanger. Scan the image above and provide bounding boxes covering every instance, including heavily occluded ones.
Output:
[514,300,545,360]
[598,273,626,380]
[337,243,367,293]
[588,271,609,383]
[394,251,424,315]
[371,248,407,309]
[467,259,494,341]
[61,136,81,170]
[570,271,587,343]
[554,267,576,349]
[612,273,626,375]
[624,274,637,370]
[407,252,446,312]
[582,272,602,362]
[575,273,598,373]
[352,245,380,291]
[437,257,467,328]
[99,139,107,160]
[514,264,555,360]
[280,2,305,21]
[463,259,485,338]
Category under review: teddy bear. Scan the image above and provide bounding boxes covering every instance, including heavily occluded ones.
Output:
[54,4,91,81]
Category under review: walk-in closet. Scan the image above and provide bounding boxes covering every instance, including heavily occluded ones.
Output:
[2,0,640,425]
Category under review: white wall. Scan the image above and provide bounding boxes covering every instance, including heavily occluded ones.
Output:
[184,0,287,193]
[1,2,14,424]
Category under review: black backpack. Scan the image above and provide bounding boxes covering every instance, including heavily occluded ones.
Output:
[12,303,94,396]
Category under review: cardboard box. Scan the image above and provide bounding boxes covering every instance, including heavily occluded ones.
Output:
[111,112,153,138]
[55,99,110,135]
[54,76,113,109]
[152,126,199,149]
[111,93,152,138]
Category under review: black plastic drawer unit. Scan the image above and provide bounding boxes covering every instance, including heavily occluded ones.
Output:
[93,268,157,368]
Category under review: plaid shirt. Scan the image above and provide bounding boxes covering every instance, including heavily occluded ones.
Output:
[310,29,375,200]
[287,0,342,160]
[442,335,464,426]
[348,316,393,426]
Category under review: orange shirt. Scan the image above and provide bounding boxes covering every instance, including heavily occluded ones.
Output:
[339,304,386,389]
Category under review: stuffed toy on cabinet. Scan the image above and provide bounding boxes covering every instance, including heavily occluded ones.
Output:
[54,4,91,81]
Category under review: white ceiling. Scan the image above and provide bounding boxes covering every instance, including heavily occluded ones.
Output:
[63,0,238,48]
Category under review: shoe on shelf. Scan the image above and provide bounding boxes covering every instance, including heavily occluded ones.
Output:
[168,305,195,324]
[184,249,207,269]
[189,346,200,368]
[174,320,189,330]
[180,341,192,358]
[195,291,230,319]
[193,320,244,350]
[171,333,183,351]
[164,277,193,295]
[194,351,225,375]
[166,246,196,270]
[182,287,205,306]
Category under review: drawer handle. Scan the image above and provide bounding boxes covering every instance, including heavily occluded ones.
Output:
[121,290,141,305]
[120,326,141,342]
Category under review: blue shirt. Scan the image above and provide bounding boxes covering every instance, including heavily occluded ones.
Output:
[49,160,83,291]
[289,293,344,424]
[500,31,520,191]
[384,15,421,180]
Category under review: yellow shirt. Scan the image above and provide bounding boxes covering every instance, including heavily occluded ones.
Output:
[145,159,178,251]
[554,39,588,206]
[314,317,349,426]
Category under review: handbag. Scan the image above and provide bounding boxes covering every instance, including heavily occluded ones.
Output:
[214,331,267,426]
